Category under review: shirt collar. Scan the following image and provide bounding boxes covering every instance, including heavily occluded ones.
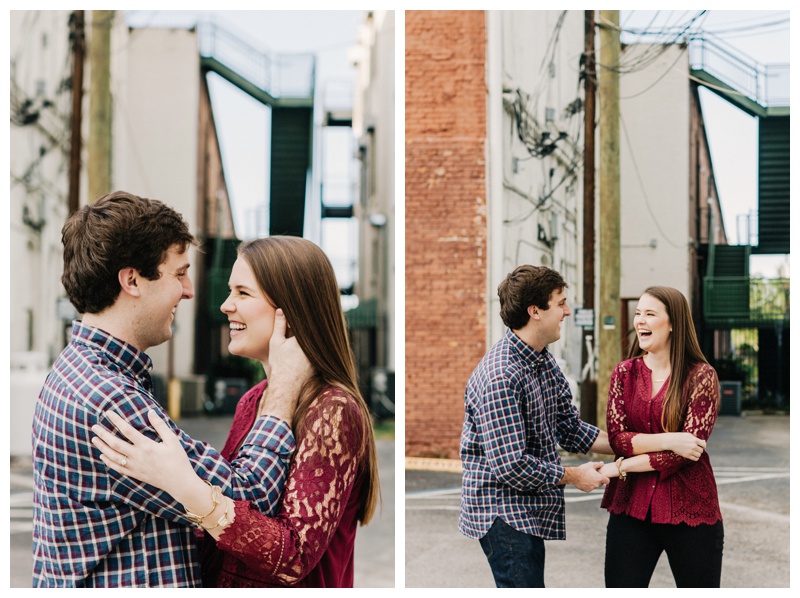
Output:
[71,320,154,378]
[505,328,548,365]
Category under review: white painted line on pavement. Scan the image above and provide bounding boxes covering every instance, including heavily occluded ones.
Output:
[10,522,33,534]
[10,473,33,488]
[715,472,789,485]
[10,493,33,507]
[406,488,461,498]
[719,500,789,523]
[406,470,790,509]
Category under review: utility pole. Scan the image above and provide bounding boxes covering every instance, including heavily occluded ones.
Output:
[580,9,597,425]
[88,10,114,202]
[68,11,85,215]
[597,10,621,426]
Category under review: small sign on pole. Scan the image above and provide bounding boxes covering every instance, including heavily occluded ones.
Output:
[575,308,594,328]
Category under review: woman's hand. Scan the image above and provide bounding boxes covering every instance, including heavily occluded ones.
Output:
[664,432,706,460]
[598,462,619,479]
[91,409,197,497]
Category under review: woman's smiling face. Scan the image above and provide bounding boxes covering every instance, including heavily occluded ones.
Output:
[634,292,672,355]
[220,257,277,363]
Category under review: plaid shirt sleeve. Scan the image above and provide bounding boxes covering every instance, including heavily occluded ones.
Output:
[96,389,294,524]
[550,363,600,455]
[475,369,565,491]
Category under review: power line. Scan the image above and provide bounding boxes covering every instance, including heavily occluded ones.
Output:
[701,17,789,35]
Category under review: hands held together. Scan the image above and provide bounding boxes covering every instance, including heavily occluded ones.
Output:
[568,432,707,493]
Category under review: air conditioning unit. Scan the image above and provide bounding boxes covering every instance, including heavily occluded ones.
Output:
[180,376,208,416]
[719,381,742,416]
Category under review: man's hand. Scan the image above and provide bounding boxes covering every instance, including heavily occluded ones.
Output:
[259,309,313,422]
[561,461,610,493]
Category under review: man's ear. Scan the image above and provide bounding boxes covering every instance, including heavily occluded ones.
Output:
[527,305,539,321]
[118,268,141,298]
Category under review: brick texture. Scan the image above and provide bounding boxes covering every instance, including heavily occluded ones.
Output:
[405,11,488,459]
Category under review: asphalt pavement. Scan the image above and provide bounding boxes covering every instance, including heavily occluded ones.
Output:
[405,412,790,588]
[9,413,395,588]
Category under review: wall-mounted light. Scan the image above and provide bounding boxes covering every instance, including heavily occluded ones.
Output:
[368,213,387,228]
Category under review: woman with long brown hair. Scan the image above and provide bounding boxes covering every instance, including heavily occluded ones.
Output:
[597,286,724,587]
[92,236,380,587]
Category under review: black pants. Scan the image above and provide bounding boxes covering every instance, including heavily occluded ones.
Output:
[605,512,724,588]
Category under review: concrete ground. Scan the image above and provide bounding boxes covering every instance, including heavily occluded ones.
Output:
[405,413,790,588]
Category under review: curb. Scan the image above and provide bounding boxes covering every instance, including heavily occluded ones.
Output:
[405,457,462,473]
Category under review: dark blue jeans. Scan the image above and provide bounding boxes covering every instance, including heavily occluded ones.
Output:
[479,517,546,588]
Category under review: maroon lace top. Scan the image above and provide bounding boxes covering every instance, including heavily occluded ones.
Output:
[197,380,367,587]
[600,358,723,526]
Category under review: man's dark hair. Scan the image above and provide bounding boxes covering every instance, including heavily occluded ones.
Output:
[498,265,568,330]
[61,190,196,314]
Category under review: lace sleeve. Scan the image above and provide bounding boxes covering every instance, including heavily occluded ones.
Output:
[213,388,365,585]
[649,363,720,479]
[606,363,638,457]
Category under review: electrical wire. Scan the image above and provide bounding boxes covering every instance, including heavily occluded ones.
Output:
[11,11,76,205]
[599,11,708,76]
[619,42,688,100]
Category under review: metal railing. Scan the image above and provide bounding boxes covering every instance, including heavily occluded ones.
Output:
[688,37,789,108]
[196,21,315,100]
[126,14,315,100]
[704,276,790,326]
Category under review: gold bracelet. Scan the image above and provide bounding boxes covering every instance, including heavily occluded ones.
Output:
[203,497,231,531]
[616,456,627,481]
[184,480,221,526]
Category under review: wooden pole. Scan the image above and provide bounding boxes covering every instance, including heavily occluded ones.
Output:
[580,9,597,425]
[597,10,621,428]
[88,10,114,202]
[68,11,85,215]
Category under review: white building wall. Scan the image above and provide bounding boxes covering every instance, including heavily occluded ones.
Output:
[372,10,395,370]
[10,14,203,383]
[353,10,395,370]
[488,10,586,379]
[114,25,201,380]
[10,10,81,456]
[10,12,216,454]
[10,10,75,362]
[619,43,692,300]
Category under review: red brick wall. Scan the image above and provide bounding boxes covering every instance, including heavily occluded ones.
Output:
[405,11,488,459]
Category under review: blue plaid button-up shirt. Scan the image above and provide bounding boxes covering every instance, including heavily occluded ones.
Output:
[32,322,296,587]
[459,329,599,540]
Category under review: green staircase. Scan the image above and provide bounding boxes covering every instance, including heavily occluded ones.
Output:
[757,115,790,254]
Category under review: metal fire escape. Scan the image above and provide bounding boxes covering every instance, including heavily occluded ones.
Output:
[193,22,316,322]
[689,37,790,329]
[197,21,315,238]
